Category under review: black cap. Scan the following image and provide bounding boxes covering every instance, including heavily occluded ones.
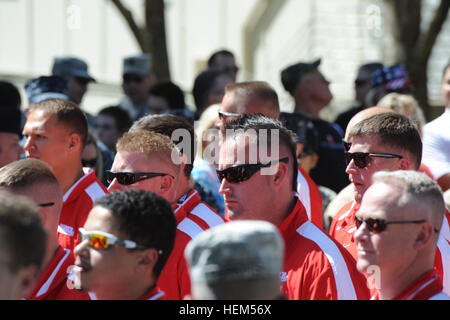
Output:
[281,59,321,95]
[0,106,21,135]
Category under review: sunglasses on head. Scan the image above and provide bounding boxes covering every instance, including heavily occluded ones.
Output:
[354,216,430,234]
[218,110,242,121]
[106,171,174,186]
[82,158,97,168]
[79,228,150,250]
[345,152,403,169]
[216,157,289,184]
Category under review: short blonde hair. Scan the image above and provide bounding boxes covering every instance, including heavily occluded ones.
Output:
[117,131,182,166]
[378,93,425,135]
[195,104,220,159]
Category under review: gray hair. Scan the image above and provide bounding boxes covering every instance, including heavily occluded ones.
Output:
[372,170,444,231]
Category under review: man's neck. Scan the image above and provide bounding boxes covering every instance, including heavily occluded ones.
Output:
[173,176,192,204]
[56,166,85,195]
[378,263,434,300]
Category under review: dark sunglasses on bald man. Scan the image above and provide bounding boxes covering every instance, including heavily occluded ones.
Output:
[216,157,289,184]
[106,171,174,186]
[344,152,402,169]
[354,216,438,234]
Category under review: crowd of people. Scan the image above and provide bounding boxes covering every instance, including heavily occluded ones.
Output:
[0,48,449,301]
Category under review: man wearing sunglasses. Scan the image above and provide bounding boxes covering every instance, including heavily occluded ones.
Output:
[22,99,108,253]
[330,111,450,295]
[218,114,369,300]
[214,81,324,230]
[109,120,226,299]
[0,158,89,299]
[354,171,448,300]
[74,189,176,300]
[330,113,422,257]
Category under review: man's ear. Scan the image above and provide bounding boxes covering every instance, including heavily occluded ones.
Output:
[413,222,434,252]
[68,133,82,152]
[14,265,40,299]
[399,157,411,170]
[159,174,175,196]
[135,248,159,276]
[272,161,289,188]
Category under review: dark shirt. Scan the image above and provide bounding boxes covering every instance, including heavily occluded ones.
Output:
[334,105,365,134]
[282,111,349,193]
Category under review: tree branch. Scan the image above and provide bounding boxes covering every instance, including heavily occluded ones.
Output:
[111,0,148,52]
[417,0,450,65]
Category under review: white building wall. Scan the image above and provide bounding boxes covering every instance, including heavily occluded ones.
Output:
[0,0,448,118]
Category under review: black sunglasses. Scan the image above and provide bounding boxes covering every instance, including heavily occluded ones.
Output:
[82,158,97,167]
[216,157,289,184]
[106,171,174,186]
[345,152,403,169]
[354,216,432,234]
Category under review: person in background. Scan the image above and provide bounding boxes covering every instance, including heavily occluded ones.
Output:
[51,57,96,106]
[191,104,225,215]
[355,170,449,300]
[0,192,46,300]
[94,105,132,154]
[335,62,383,132]
[207,49,239,82]
[149,81,196,124]
[82,132,104,185]
[281,58,349,193]
[422,61,450,192]
[192,69,233,120]
[74,189,176,300]
[0,106,23,168]
[0,158,90,299]
[185,220,285,300]
[119,54,156,121]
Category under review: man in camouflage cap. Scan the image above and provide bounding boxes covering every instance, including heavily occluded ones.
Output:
[185,220,285,300]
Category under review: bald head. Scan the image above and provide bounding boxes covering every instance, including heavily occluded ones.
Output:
[345,106,393,140]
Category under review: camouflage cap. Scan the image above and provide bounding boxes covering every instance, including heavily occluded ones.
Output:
[185,220,284,284]
[123,54,152,76]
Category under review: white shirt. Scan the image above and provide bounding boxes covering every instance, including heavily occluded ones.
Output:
[422,108,450,179]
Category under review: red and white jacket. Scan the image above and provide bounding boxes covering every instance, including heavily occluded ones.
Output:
[26,246,90,300]
[58,168,108,252]
[371,271,449,300]
[87,286,165,300]
[279,198,369,300]
[330,200,450,296]
[297,166,323,230]
[156,189,227,300]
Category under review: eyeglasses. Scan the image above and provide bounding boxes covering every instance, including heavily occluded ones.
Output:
[38,202,55,208]
[216,157,289,184]
[354,216,430,234]
[344,152,403,169]
[79,228,150,250]
[82,158,97,168]
[106,171,174,186]
[218,110,242,121]
[342,139,351,152]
